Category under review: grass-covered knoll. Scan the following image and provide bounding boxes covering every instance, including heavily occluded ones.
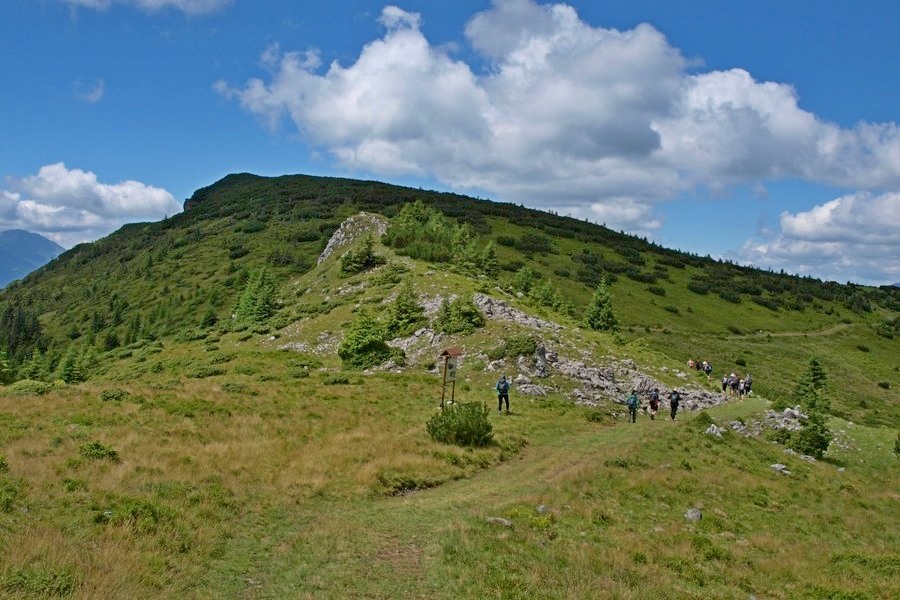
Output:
[0,172,895,423]
[1,361,896,599]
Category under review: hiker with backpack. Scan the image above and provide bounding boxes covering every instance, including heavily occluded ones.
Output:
[648,388,660,420]
[668,389,681,420]
[744,373,753,396]
[626,389,640,423]
[496,375,510,414]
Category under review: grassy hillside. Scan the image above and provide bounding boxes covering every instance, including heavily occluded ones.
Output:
[0,172,897,598]
[1,173,896,424]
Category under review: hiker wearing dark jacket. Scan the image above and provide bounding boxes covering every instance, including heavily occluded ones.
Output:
[648,388,660,420]
[496,375,510,414]
[668,390,681,420]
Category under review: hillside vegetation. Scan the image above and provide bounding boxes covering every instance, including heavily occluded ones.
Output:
[0,173,897,598]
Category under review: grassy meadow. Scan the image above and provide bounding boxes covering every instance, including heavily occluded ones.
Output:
[1,354,897,599]
[0,172,897,598]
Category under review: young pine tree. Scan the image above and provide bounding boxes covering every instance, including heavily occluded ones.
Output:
[337,308,392,370]
[386,280,425,338]
[584,277,619,332]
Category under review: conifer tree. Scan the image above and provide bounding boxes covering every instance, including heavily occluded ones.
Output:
[584,277,619,331]
[480,241,500,279]
[337,308,392,369]
[234,267,278,324]
[386,280,425,337]
[0,351,13,385]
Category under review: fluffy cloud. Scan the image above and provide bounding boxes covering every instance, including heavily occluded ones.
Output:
[61,0,231,15]
[739,192,900,284]
[1,163,182,247]
[217,0,900,280]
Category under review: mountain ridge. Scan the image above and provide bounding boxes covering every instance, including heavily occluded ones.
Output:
[0,228,64,288]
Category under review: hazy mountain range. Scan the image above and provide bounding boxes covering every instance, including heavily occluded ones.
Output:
[0,229,64,287]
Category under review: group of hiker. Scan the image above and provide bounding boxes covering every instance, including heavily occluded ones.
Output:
[625,388,680,422]
[722,372,753,398]
[492,361,752,421]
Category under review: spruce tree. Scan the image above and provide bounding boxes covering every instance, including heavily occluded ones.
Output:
[584,277,619,332]
[386,280,425,337]
[337,308,392,369]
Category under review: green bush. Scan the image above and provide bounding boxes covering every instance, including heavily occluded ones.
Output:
[338,309,392,369]
[877,382,890,390]
[79,441,120,462]
[426,402,494,447]
[0,567,76,597]
[0,455,7,472]
[6,379,51,396]
[434,296,485,335]
[340,235,386,275]
[100,388,130,402]
[788,413,832,458]
[0,479,18,512]
[489,333,537,360]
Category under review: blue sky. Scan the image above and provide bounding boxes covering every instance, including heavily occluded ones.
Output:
[2,0,898,285]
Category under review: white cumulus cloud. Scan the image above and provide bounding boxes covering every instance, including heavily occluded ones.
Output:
[217,0,900,281]
[1,163,182,247]
[62,0,231,15]
[739,192,900,284]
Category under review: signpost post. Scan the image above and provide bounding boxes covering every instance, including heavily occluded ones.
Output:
[439,347,462,408]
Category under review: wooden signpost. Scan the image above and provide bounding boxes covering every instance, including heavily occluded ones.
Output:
[439,347,462,408]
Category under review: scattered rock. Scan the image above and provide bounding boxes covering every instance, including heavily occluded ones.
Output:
[684,508,702,522]
[516,384,549,397]
[473,293,562,332]
[771,463,791,475]
[486,517,513,528]
[705,424,726,437]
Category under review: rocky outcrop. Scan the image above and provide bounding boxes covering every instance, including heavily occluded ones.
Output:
[473,294,562,332]
[317,212,389,265]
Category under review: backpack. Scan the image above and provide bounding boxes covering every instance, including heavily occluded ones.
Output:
[626,394,638,408]
[498,380,509,393]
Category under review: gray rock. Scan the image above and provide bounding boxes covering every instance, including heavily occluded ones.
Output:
[473,293,562,332]
[705,424,726,437]
[771,463,791,475]
[684,508,702,522]
[317,212,389,264]
[486,517,513,528]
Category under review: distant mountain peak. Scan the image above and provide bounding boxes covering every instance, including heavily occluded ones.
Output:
[0,229,65,288]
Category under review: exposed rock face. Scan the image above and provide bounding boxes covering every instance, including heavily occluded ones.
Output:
[473,293,561,332]
[317,212,389,265]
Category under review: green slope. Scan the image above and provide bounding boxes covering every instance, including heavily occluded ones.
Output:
[0,172,897,598]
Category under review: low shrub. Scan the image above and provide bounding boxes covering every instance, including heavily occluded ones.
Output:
[426,402,494,447]
[0,567,76,597]
[79,441,119,462]
[856,344,870,352]
[877,381,890,390]
[6,379,52,396]
[0,478,19,512]
[647,286,666,297]
[100,388,130,402]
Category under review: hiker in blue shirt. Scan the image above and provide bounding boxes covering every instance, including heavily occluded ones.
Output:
[496,375,510,414]
[626,389,639,423]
